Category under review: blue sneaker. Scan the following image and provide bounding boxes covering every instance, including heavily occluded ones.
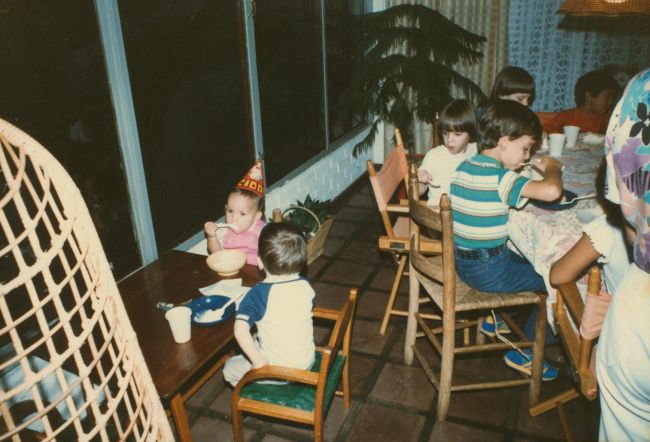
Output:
[504,349,558,382]
[480,315,512,337]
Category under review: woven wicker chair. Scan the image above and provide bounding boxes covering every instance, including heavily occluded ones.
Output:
[530,267,609,440]
[404,163,548,421]
[231,288,357,442]
[0,119,172,440]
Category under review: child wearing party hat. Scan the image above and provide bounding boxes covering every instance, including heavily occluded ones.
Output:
[204,161,267,265]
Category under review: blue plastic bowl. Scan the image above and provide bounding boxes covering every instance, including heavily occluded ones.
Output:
[531,190,578,211]
[188,295,236,327]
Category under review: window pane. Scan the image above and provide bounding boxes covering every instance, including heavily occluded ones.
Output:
[0,1,140,278]
[326,0,366,141]
[254,1,325,185]
[119,1,255,251]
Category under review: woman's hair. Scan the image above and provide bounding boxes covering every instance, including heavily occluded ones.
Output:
[477,100,542,152]
[490,66,536,104]
[438,99,477,142]
[595,158,626,230]
[228,187,265,213]
[574,70,619,107]
[258,222,307,275]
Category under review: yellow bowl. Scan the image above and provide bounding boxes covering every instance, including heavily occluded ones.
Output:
[206,249,247,276]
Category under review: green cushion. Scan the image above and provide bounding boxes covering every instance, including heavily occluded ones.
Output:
[240,351,346,413]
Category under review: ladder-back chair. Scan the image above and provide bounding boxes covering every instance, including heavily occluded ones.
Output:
[530,267,609,441]
[231,289,357,442]
[404,163,548,421]
[367,129,437,335]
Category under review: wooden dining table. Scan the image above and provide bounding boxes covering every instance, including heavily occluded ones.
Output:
[117,250,263,441]
[508,136,605,326]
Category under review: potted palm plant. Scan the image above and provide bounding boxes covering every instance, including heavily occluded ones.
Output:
[346,4,487,155]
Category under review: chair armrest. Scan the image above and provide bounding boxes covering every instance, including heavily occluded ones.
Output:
[313,307,339,321]
[386,204,410,214]
[557,282,584,327]
[237,365,319,388]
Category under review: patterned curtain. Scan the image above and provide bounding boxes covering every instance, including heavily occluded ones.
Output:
[509,0,650,111]
[385,0,509,154]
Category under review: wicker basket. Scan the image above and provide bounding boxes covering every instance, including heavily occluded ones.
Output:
[272,207,334,265]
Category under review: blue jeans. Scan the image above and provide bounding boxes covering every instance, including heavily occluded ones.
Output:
[455,245,556,343]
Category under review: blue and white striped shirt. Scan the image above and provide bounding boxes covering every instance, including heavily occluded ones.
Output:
[450,154,529,249]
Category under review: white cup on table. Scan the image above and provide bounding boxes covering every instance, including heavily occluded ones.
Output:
[548,133,566,157]
[563,125,580,148]
[165,306,192,343]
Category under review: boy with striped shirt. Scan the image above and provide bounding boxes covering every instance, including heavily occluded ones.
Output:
[450,100,564,380]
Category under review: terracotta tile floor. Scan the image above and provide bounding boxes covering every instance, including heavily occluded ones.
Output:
[182,181,600,441]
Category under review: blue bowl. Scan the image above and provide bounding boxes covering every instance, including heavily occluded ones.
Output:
[188,295,236,327]
[531,190,578,211]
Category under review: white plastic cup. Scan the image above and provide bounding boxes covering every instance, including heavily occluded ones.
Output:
[548,133,566,157]
[165,306,192,343]
[563,125,580,148]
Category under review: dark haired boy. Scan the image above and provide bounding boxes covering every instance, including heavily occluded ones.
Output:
[543,69,619,134]
[450,100,564,380]
[223,222,315,386]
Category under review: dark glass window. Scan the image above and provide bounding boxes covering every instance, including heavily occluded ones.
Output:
[325,0,365,141]
[0,1,139,278]
[119,0,254,251]
[254,1,325,184]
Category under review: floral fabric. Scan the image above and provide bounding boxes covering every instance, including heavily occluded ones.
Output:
[604,68,650,274]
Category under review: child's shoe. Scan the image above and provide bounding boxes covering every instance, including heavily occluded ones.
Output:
[479,315,512,337]
[504,349,558,382]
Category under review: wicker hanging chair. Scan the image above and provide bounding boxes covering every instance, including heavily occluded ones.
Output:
[0,118,173,441]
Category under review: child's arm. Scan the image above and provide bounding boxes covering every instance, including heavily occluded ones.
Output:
[204,221,223,254]
[233,320,268,368]
[549,233,600,286]
[417,168,432,196]
[520,157,564,202]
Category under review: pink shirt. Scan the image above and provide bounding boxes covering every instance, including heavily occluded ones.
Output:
[221,219,266,265]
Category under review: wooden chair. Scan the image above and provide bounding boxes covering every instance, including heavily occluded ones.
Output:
[368,129,438,335]
[530,267,609,441]
[404,163,548,421]
[231,289,357,442]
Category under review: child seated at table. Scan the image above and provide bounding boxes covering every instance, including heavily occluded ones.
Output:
[417,99,478,207]
[223,222,315,386]
[450,100,564,380]
[490,66,536,107]
[204,161,267,265]
[543,69,619,135]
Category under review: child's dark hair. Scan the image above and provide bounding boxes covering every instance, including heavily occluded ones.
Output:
[258,222,307,274]
[229,187,265,213]
[477,100,542,152]
[574,70,619,107]
[438,99,477,142]
[490,66,536,104]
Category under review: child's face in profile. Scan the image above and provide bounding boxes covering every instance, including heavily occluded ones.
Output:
[587,88,617,115]
[499,93,532,107]
[499,134,535,170]
[225,193,262,233]
[443,131,471,155]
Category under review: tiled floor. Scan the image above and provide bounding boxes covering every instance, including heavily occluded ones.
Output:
[182,180,600,441]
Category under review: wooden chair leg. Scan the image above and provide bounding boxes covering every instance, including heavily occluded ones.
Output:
[314,418,324,442]
[342,358,350,408]
[404,261,420,365]
[231,399,245,442]
[475,316,486,345]
[528,298,547,406]
[380,255,407,335]
[529,388,579,416]
[436,309,456,421]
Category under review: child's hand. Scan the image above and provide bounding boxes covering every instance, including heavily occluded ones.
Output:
[204,221,219,238]
[417,169,433,184]
[534,157,563,173]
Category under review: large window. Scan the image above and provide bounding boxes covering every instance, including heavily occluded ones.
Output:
[118,0,255,252]
[0,1,139,279]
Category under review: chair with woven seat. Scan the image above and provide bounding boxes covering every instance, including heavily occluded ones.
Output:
[530,266,609,440]
[368,129,438,335]
[403,163,548,421]
[231,288,357,442]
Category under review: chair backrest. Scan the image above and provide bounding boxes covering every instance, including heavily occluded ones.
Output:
[367,129,409,238]
[554,266,609,399]
[407,163,455,311]
[314,289,357,418]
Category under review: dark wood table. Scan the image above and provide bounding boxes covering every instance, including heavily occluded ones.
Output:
[118,250,263,441]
